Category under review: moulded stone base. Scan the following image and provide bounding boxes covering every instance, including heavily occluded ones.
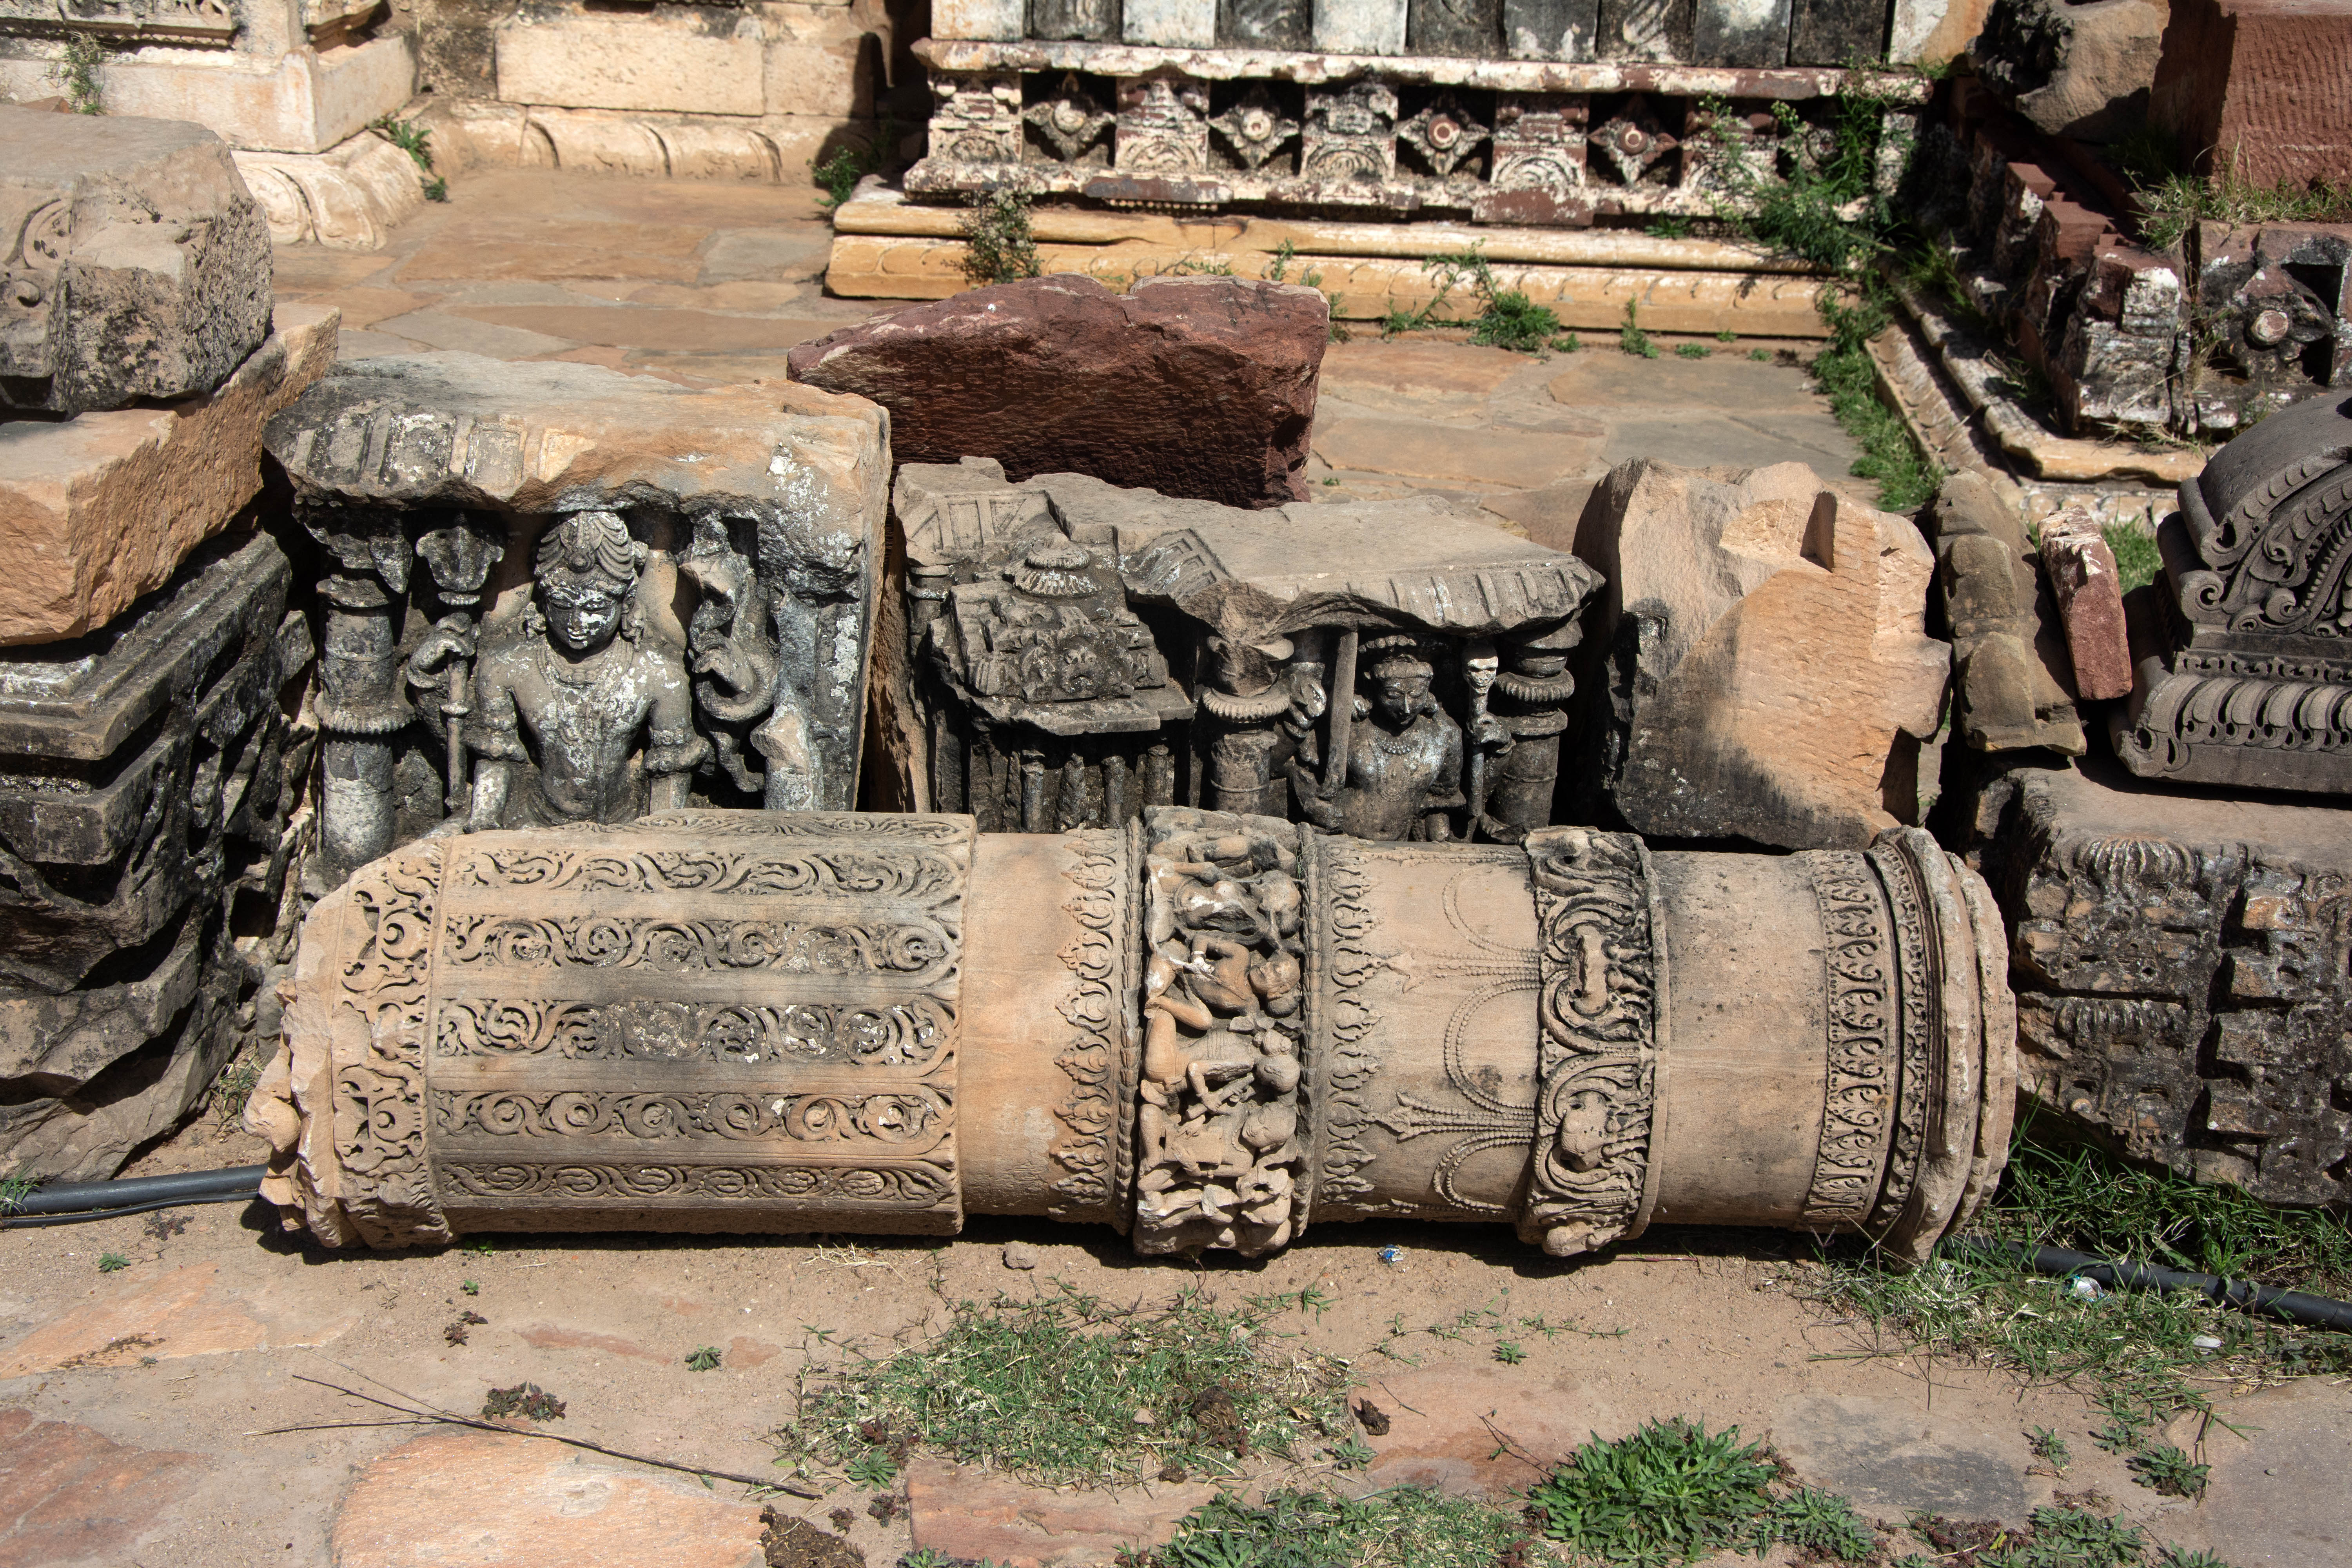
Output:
[824,228,1842,332]
[414,97,861,185]
[0,35,418,154]
[234,129,430,249]
[489,2,877,120]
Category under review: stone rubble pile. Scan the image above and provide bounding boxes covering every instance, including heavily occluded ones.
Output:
[1,109,326,1179]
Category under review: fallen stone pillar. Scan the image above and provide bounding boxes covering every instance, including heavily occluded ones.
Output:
[249,807,2015,1266]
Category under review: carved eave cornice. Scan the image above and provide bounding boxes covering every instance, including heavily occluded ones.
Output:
[0,0,238,46]
[913,38,1931,100]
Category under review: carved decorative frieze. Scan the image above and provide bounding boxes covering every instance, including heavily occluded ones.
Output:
[253,814,971,1241]
[1398,93,1490,179]
[1802,856,1898,1227]
[1047,822,1142,1223]
[1301,82,1399,182]
[1115,73,1212,173]
[1024,75,1116,161]
[1132,809,1309,1256]
[1518,826,1657,1258]
[931,73,1027,164]
[0,0,236,46]
[1209,84,1300,171]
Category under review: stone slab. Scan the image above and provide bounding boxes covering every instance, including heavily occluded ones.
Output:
[905,1457,1220,1566]
[2152,0,2352,189]
[0,1408,205,1568]
[789,274,1329,509]
[0,305,335,646]
[0,106,272,415]
[2038,511,2131,701]
[1694,0,1793,66]
[2157,1378,2352,1566]
[1356,1363,1622,1495]
[445,305,830,353]
[0,1261,356,1377]
[330,1430,767,1568]
[0,35,419,157]
[1314,411,1597,488]
[1771,1393,2031,1524]
[1322,338,1532,397]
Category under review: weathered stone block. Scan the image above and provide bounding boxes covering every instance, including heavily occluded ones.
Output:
[2152,0,2352,189]
[1927,471,2084,753]
[1125,0,1217,44]
[1973,0,2165,141]
[1974,757,2352,1207]
[1504,0,1599,56]
[1314,0,1409,53]
[0,305,335,648]
[788,274,1328,509]
[493,9,767,116]
[1572,458,1951,849]
[2038,510,2132,701]
[1693,0,1791,66]
[0,105,272,416]
[0,533,290,992]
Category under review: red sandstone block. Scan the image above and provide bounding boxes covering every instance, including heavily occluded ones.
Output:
[2040,512,2136,702]
[2152,0,2352,188]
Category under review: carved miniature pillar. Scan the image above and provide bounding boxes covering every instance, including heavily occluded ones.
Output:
[254,810,2013,1268]
[304,506,415,890]
[1486,625,1581,837]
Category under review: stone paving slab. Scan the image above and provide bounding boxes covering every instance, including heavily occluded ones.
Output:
[906,1458,1220,1567]
[0,1406,205,1568]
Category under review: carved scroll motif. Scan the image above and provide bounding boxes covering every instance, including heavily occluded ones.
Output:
[330,848,456,1248]
[423,815,973,1233]
[1308,835,1383,1209]
[1048,821,1142,1223]
[1519,826,1657,1258]
[1861,839,1936,1241]
[1802,856,1898,1227]
[1132,808,1308,1256]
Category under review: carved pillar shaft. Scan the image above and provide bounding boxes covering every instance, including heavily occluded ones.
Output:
[312,575,409,888]
[254,810,2012,1268]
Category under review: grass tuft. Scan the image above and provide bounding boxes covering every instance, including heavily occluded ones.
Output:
[51,34,104,114]
[774,1285,1351,1489]
[0,1170,38,1218]
[1152,1487,1532,1568]
[811,117,898,211]
[2103,523,2162,595]
[97,1252,129,1273]
[1618,301,1658,359]
[1524,1418,1779,1567]
[1809,292,1943,513]
[1383,245,1580,354]
[369,116,448,202]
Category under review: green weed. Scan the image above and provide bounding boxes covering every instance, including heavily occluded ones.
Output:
[369,116,448,201]
[1675,343,1711,359]
[1769,1486,1878,1562]
[1978,1504,2146,1568]
[482,1382,565,1422]
[1645,216,1694,240]
[1383,245,1579,354]
[811,117,898,210]
[1328,1433,1374,1470]
[2127,1441,2210,1499]
[1749,347,1772,361]
[1715,330,1739,343]
[1618,300,1658,358]
[844,1449,897,1487]
[211,1047,264,1124]
[461,1279,480,1296]
[1525,1418,1779,1567]
[775,1285,1350,1488]
[2027,1425,2072,1475]
[2122,143,2352,254]
[686,1345,722,1372]
[51,34,103,115]
[0,1170,37,1217]
[463,1239,495,1258]
[960,191,1043,287]
[1152,1487,1530,1568]
[97,1252,129,1273]
[2103,523,2162,595]
[1493,1340,1526,1365]
[1809,291,1943,512]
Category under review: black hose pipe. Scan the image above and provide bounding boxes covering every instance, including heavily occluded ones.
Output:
[2,1164,265,1225]
[1960,1235,2352,1333]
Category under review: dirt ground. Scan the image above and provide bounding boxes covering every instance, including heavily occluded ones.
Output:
[6,1102,2331,1568]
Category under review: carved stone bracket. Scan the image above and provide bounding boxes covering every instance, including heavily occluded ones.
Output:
[1518,826,1659,1258]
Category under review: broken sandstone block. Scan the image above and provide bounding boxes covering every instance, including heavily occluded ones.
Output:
[0,303,336,646]
[2038,508,2133,701]
[1571,458,1950,850]
[0,105,274,415]
[1927,472,2085,754]
[787,273,1328,509]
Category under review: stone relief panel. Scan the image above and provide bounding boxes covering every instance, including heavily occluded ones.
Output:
[894,463,1601,844]
[263,353,889,891]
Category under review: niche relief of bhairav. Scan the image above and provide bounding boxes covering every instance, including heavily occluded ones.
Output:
[424,511,710,830]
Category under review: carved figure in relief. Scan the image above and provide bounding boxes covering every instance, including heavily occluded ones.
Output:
[1199,633,1326,818]
[1291,649,1466,841]
[456,511,710,830]
[1136,815,1308,1256]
